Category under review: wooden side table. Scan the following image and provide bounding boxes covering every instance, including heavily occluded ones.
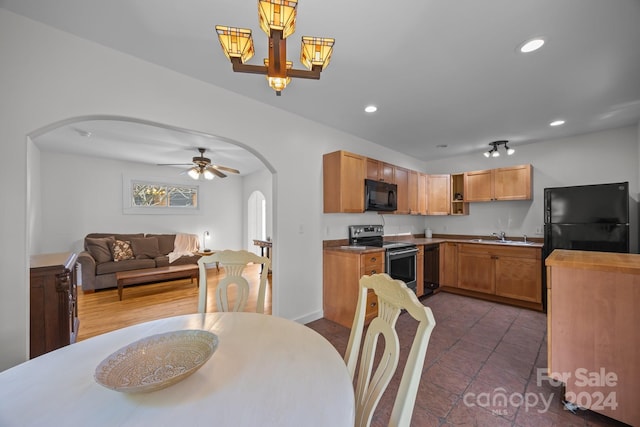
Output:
[253,240,272,273]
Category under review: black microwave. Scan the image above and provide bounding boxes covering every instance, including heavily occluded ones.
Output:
[365,179,397,212]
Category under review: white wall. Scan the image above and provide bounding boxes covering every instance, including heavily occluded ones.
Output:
[37,151,245,254]
[0,10,425,370]
[422,126,640,252]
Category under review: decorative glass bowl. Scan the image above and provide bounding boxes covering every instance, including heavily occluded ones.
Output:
[95,329,218,393]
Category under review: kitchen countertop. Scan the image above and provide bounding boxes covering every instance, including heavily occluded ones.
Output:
[324,237,543,253]
[546,249,640,274]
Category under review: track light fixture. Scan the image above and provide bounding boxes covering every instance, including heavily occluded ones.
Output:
[483,140,515,158]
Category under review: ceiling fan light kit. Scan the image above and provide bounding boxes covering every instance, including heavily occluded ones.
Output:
[159,148,240,180]
[483,140,515,158]
[216,0,335,96]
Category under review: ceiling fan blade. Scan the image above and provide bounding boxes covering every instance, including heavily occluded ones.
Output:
[212,165,240,174]
[206,166,227,178]
[157,163,193,166]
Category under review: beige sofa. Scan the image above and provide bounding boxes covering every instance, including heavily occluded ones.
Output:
[77,233,201,292]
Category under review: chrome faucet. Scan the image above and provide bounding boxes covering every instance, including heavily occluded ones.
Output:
[492,231,507,242]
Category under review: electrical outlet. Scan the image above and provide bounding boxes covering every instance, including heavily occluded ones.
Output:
[535,227,543,235]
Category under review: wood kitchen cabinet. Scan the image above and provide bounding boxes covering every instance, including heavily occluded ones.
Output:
[426,174,451,215]
[323,150,366,213]
[366,158,394,182]
[407,170,419,214]
[450,173,469,215]
[417,173,428,215]
[416,245,424,296]
[394,166,410,214]
[439,242,458,287]
[30,252,79,358]
[546,250,640,426]
[458,246,495,293]
[464,164,532,202]
[449,243,542,310]
[323,249,385,328]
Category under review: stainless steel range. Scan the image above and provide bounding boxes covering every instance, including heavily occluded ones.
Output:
[348,225,418,293]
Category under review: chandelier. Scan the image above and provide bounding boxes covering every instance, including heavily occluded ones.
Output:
[484,140,515,158]
[215,0,335,96]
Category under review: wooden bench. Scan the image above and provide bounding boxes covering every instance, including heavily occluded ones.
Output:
[115,264,199,300]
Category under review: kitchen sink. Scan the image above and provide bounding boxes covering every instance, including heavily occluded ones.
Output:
[468,239,535,246]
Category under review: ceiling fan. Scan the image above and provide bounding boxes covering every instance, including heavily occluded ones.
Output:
[159,147,240,180]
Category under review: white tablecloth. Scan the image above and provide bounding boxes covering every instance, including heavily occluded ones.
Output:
[0,312,354,426]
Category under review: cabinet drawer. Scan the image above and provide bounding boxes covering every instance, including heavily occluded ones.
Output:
[365,290,378,322]
[360,252,384,269]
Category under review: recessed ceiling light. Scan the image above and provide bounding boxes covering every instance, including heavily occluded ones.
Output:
[364,105,377,113]
[75,129,92,138]
[550,120,565,127]
[519,38,545,53]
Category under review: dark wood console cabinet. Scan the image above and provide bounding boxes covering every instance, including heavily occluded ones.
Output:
[30,252,79,358]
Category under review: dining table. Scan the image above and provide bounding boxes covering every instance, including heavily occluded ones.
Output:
[0,312,355,426]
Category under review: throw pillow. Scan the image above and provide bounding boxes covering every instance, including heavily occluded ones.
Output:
[86,236,115,263]
[131,237,161,259]
[112,240,134,262]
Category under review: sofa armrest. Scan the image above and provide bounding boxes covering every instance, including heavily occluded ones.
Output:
[77,251,97,292]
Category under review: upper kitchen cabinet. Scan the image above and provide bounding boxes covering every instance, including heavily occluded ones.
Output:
[394,166,410,214]
[450,173,469,215]
[366,158,394,182]
[417,173,428,215]
[407,170,420,214]
[494,164,532,200]
[464,164,532,202]
[323,150,365,213]
[426,174,451,215]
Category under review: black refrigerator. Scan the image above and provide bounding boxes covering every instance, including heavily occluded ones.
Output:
[544,182,630,259]
[542,182,629,311]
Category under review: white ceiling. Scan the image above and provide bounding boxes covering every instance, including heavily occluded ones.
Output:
[3,0,640,166]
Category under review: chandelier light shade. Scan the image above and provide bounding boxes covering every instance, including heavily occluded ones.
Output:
[215,0,335,96]
[483,140,515,158]
[300,36,334,70]
[215,26,255,64]
[258,0,298,38]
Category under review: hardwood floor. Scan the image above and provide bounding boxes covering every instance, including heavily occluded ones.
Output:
[77,264,271,341]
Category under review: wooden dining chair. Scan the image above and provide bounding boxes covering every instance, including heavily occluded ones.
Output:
[197,250,271,314]
[344,273,436,427]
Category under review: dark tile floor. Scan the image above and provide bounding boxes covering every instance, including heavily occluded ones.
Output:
[306,292,630,427]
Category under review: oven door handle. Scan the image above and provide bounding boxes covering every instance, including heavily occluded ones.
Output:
[387,248,419,256]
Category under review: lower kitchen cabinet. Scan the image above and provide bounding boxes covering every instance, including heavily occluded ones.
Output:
[495,254,541,303]
[443,243,542,311]
[458,248,494,293]
[416,245,424,295]
[439,242,459,287]
[323,249,385,328]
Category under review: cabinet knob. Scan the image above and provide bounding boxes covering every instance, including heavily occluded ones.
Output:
[371,257,377,262]
[370,302,377,308]
[370,270,377,275]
